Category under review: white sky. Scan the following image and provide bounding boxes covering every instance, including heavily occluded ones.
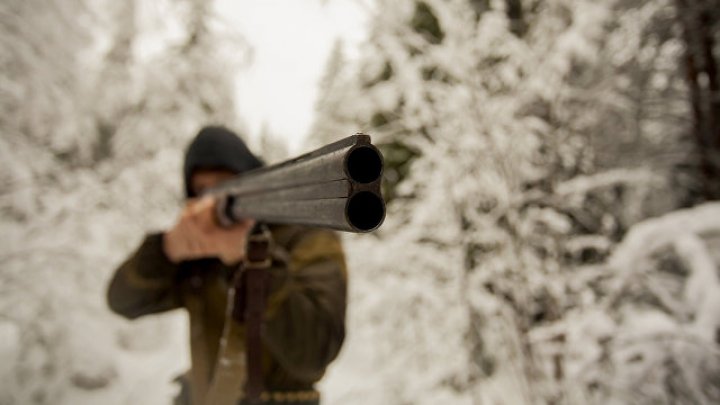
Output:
[215,0,370,154]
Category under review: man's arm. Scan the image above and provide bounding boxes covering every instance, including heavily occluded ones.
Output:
[262,228,348,383]
[108,197,255,319]
[107,233,184,319]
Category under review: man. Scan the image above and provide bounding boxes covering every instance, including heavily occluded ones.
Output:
[107,126,347,405]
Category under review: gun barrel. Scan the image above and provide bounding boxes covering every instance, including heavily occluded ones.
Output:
[209,134,385,233]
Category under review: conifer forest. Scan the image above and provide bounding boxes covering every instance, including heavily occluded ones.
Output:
[1,0,719,404]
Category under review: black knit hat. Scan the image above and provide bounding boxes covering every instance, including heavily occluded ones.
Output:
[183,126,264,197]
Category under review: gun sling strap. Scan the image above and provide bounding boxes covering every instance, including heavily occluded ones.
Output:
[203,225,272,405]
[242,225,272,402]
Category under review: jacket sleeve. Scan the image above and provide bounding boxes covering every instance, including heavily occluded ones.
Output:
[262,228,348,383]
[107,233,184,319]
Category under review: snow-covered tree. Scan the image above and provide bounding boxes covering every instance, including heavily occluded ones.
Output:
[314,0,719,404]
[0,1,248,403]
[309,40,353,147]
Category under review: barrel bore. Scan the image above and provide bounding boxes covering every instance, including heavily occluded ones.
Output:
[347,192,385,231]
[346,146,383,184]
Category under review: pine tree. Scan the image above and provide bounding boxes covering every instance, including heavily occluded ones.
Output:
[0,0,246,402]
[314,0,719,403]
[309,40,352,147]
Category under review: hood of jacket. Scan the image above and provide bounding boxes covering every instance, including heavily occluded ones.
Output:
[183,126,263,197]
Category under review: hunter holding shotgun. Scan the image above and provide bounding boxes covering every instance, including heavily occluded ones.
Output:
[107,126,384,404]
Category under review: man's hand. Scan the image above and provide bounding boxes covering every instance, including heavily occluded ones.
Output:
[162,196,256,265]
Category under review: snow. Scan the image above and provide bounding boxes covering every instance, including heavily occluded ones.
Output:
[675,233,720,341]
[609,203,720,272]
[2,0,719,404]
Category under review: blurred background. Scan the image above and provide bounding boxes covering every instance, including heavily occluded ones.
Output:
[1,0,719,404]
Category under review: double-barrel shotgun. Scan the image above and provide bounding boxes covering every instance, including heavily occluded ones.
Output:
[208,133,385,233]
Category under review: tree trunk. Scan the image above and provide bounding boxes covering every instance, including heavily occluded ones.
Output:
[675,0,720,200]
[506,0,527,37]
